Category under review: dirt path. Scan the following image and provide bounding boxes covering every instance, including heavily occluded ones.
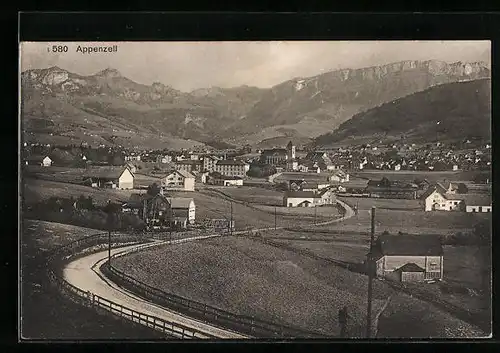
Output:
[63,240,249,339]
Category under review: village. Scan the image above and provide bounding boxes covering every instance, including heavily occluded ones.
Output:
[22,136,492,338]
[20,39,492,340]
[23,138,492,225]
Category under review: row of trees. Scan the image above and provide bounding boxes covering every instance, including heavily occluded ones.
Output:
[24,195,145,231]
[246,163,277,178]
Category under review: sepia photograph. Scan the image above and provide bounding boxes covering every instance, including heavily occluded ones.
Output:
[19,40,492,340]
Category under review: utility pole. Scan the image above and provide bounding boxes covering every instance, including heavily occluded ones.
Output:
[106,200,112,268]
[274,206,277,231]
[230,201,233,236]
[366,206,376,338]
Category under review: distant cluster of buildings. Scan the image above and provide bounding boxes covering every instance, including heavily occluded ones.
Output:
[321,142,492,172]
[259,141,338,173]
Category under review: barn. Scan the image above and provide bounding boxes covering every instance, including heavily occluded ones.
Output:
[84,166,134,190]
[283,191,319,207]
[369,234,444,282]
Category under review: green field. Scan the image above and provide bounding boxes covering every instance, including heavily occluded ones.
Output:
[275,229,490,331]
[353,170,490,184]
[315,206,490,236]
[23,178,140,206]
[168,190,329,230]
[213,186,284,206]
[21,219,164,339]
[250,231,491,336]
[112,236,486,338]
[134,173,162,188]
[339,196,421,211]
[256,204,339,220]
[22,219,103,253]
[112,236,388,337]
[23,165,88,184]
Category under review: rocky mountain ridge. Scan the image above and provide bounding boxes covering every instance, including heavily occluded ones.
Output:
[21,59,490,149]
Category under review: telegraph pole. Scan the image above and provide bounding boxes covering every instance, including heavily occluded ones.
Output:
[230,201,233,236]
[106,200,112,268]
[274,206,277,231]
[366,206,376,338]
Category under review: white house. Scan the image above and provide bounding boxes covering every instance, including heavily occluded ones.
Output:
[421,186,463,212]
[283,191,320,207]
[84,166,134,190]
[161,170,195,191]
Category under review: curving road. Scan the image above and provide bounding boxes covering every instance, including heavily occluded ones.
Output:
[62,200,354,338]
[63,239,249,339]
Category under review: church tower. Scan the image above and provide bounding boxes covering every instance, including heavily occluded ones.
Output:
[286,141,296,160]
[286,141,297,171]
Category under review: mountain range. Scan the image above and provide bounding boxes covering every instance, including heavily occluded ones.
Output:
[20,60,490,150]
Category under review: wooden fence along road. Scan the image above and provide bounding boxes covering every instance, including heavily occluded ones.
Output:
[63,237,249,339]
[50,200,355,339]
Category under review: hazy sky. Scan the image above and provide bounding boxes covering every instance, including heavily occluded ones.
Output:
[20,41,490,92]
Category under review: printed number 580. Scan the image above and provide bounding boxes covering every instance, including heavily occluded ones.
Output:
[48,45,68,53]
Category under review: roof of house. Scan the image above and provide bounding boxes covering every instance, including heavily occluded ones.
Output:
[286,141,293,148]
[436,181,455,191]
[168,169,195,179]
[420,186,440,200]
[300,160,319,168]
[165,197,194,209]
[84,166,132,179]
[318,188,336,197]
[216,159,248,166]
[461,194,492,206]
[396,263,426,273]
[261,148,288,156]
[284,191,317,198]
[222,176,243,180]
[374,234,443,257]
[176,160,202,165]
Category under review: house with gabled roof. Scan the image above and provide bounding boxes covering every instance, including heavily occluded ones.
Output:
[121,192,195,228]
[83,166,134,189]
[283,190,320,207]
[161,169,195,191]
[368,234,444,282]
[165,197,196,226]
